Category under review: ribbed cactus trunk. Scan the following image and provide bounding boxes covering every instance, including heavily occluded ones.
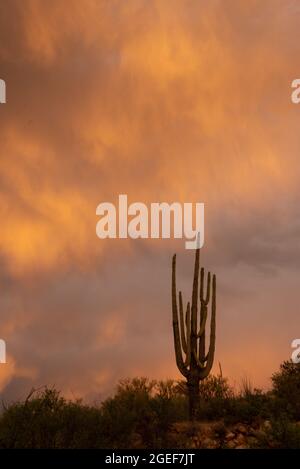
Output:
[172,247,216,421]
[187,376,200,421]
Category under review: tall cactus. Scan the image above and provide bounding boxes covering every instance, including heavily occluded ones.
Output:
[172,247,216,420]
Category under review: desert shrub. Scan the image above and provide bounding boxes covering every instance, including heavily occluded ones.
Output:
[0,387,102,448]
[1,362,300,449]
[271,360,300,420]
[193,374,235,420]
[152,380,187,429]
[0,379,188,449]
[200,374,234,401]
[239,376,254,398]
[100,377,157,448]
[256,416,300,449]
[223,391,271,425]
[100,378,187,448]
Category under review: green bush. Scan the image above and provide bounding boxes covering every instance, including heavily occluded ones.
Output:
[0,387,102,448]
[0,379,188,449]
[271,361,300,420]
[0,361,300,448]
[100,377,158,448]
[101,378,187,448]
[256,417,300,449]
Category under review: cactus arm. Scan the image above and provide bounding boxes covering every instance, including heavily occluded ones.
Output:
[198,305,206,362]
[199,267,204,304]
[179,291,187,354]
[172,255,189,377]
[191,248,200,335]
[199,274,216,379]
[198,269,211,360]
[192,348,206,369]
[191,247,200,362]
[185,302,191,367]
[200,270,211,305]
[197,305,208,337]
[185,300,190,329]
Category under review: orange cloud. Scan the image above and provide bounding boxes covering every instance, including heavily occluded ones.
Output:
[0,0,300,400]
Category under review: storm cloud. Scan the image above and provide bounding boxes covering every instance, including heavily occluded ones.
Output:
[1,0,300,400]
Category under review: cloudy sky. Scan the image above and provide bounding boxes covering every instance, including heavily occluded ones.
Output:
[1,0,300,401]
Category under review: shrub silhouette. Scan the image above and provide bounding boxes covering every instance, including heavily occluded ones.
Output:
[0,362,300,448]
[256,416,300,449]
[0,387,102,448]
[271,360,300,420]
[101,378,186,448]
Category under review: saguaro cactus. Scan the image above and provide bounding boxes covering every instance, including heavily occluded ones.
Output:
[172,247,216,420]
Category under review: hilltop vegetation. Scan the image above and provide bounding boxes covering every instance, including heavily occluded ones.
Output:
[0,360,299,449]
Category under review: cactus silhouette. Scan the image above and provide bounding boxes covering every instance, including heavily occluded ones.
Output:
[172,246,216,420]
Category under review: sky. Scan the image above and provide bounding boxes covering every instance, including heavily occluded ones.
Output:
[1,0,300,402]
